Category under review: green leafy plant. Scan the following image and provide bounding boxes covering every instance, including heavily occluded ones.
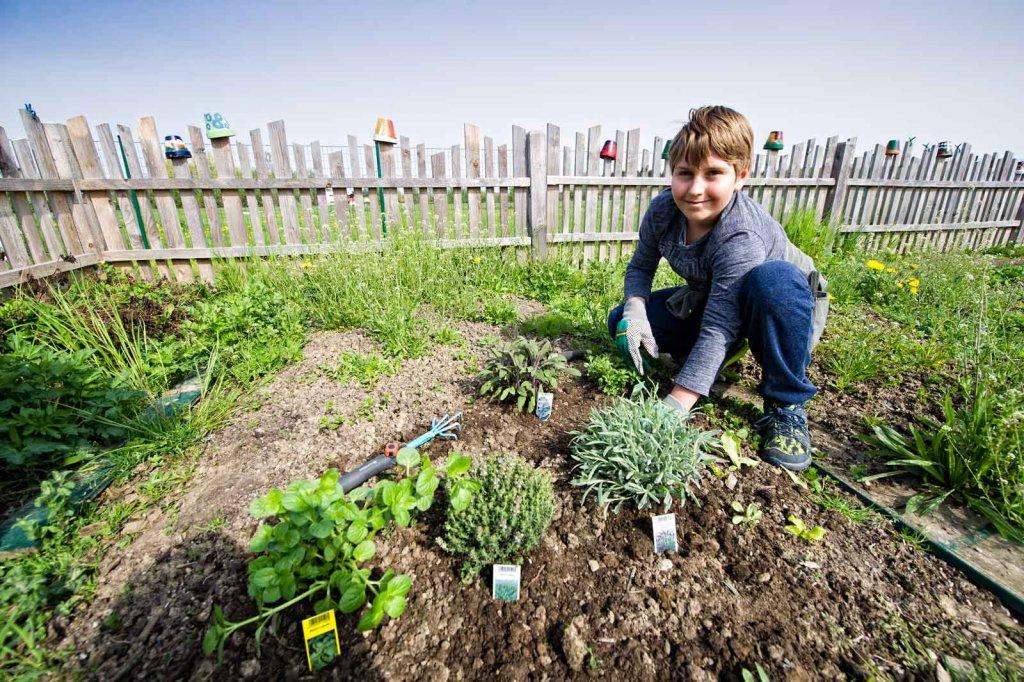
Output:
[0,337,144,470]
[478,337,578,413]
[320,352,400,389]
[584,352,642,396]
[16,471,78,542]
[203,454,471,660]
[730,501,762,527]
[569,388,717,513]
[719,431,759,471]
[741,662,771,682]
[857,377,1023,542]
[783,514,826,542]
[439,453,554,583]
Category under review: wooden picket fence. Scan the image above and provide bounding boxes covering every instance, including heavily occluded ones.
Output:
[1,110,1023,288]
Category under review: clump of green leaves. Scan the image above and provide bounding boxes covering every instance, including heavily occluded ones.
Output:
[569,389,717,513]
[584,352,641,396]
[203,454,471,660]
[784,514,826,542]
[16,471,78,542]
[0,337,144,470]
[478,337,579,413]
[439,453,555,583]
[320,352,400,389]
[858,377,1023,542]
[730,501,762,527]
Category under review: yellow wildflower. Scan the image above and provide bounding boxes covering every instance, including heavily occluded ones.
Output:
[866,259,886,271]
[896,280,904,288]
[301,261,311,269]
[885,267,897,274]
[908,278,920,288]
[910,264,919,270]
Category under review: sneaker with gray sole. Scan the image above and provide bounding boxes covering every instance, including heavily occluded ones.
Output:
[754,402,812,471]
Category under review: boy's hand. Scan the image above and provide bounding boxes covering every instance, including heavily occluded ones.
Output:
[619,298,658,374]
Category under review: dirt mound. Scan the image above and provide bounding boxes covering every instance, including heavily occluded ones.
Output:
[57,328,1023,680]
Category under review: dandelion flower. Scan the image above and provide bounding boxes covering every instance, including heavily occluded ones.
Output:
[866,259,886,271]
[908,278,920,288]
[896,280,904,288]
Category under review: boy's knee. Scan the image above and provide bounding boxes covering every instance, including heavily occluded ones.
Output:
[607,305,625,339]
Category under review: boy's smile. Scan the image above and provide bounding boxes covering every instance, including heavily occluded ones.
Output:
[671,154,750,232]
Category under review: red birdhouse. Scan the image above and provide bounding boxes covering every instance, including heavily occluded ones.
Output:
[599,140,617,161]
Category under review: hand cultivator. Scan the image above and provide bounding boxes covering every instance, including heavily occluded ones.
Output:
[339,412,462,492]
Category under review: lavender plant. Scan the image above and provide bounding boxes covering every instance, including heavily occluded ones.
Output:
[569,389,717,513]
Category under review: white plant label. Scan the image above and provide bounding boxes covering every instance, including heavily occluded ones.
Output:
[652,513,678,554]
[536,392,553,421]
[492,564,521,602]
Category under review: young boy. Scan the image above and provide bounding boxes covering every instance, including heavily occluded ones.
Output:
[607,106,828,471]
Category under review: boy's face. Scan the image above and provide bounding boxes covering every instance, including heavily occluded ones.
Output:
[671,154,750,229]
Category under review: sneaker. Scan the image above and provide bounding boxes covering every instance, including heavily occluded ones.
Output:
[754,402,812,471]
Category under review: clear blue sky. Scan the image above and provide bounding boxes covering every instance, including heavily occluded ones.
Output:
[2,0,1022,159]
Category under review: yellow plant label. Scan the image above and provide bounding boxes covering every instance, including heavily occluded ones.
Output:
[301,609,340,671]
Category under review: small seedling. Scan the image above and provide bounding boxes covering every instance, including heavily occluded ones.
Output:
[720,431,759,471]
[784,514,826,542]
[741,662,770,682]
[730,501,762,527]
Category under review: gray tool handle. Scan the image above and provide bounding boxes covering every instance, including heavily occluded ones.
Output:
[339,455,396,493]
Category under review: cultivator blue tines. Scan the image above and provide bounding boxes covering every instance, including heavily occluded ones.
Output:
[339,412,462,492]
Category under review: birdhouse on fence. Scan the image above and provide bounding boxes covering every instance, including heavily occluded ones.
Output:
[204,112,235,139]
[164,135,192,159]
[885,140,900,157]
[936,141,953,159]
[373,118,397,144]
[600,140,617,161]
[661,140,672,161]
[1015,160,1024,176]
[763,131,784,151]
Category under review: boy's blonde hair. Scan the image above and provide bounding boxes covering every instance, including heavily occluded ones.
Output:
[668,106,754,175]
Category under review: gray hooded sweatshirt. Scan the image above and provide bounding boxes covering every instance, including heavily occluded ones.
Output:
[624,188,828,396]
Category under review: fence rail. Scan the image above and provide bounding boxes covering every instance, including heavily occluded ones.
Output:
[1,110,1023,288]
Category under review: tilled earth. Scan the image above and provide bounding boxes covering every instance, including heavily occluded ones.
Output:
[57,323,1024,680]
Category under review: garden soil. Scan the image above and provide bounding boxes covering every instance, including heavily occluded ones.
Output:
[56,324,1023,680]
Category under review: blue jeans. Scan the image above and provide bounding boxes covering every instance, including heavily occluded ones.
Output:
[607,260,817,405]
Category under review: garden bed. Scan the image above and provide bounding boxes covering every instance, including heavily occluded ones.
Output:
[53,324,1023,680]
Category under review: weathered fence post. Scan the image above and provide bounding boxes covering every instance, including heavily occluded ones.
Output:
[823,137,857,226]
[1014,199,1024,244]
[527,130,548,260]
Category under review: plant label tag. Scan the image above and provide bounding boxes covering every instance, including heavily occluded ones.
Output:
[492,564,521,601]
[536,392,553,421]
[301,609,340,671]
[652,513,678,554]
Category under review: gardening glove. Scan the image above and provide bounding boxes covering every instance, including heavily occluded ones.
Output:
[660,393,689,416]
[616,298,658,375]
